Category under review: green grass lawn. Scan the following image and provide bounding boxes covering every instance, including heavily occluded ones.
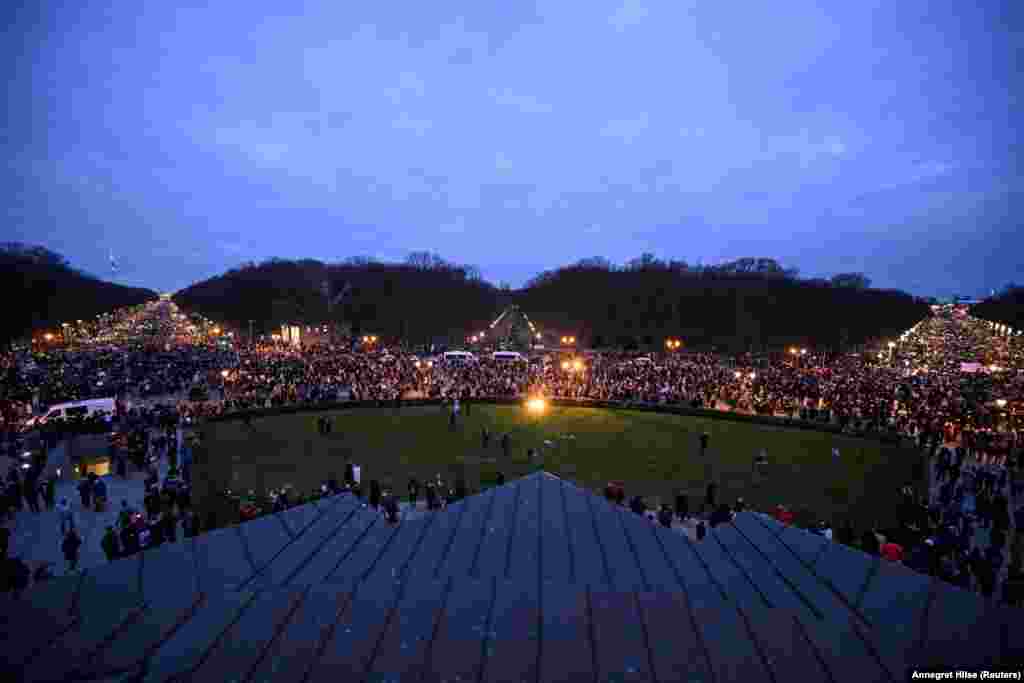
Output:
[197,404,921,530]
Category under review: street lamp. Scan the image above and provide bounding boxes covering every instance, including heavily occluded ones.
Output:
[43,333,54,342]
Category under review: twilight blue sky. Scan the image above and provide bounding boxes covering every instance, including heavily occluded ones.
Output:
[4,0,1022,297]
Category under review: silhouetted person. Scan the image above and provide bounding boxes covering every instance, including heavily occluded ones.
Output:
[710,503,732,528]
[9,555,32,596]
[696,519,707,541]
[78,478,93,508]
[482,427,490,449]
[408,478,420,505]
[630,495,646,516]
[675,493,689,521]
[861,529,880,556]
[700,432,709,456]
[658,505,673,528]
[62,528,82,572]
[44,478,55,509]
[385,494,400,524]
[164,511,178,543]
[369,480,382,509]
[496,471,505,486]
[455,478,467,501]
[705,482,717,508]
[23,478,40,513]
[101,525,120,562]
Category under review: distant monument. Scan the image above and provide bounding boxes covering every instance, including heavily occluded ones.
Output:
[487,305,536,351]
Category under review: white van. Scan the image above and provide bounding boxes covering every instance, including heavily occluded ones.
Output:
[442,350,477,363]
[492,351,525,362]
[27,397,115,428]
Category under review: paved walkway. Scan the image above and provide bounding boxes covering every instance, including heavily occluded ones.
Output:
[3,435,170,579]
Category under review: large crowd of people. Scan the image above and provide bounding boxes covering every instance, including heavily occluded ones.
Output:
[1,301,1023,604]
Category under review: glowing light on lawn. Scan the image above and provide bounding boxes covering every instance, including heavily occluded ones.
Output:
[526,397,547,414]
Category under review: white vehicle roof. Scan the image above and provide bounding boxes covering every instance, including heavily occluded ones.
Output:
[49,397,115,410]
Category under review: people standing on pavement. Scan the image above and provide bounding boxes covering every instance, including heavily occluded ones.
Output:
[101,525,120,562]
[23,476,40,513]
[92,477,108,512]
[77,477,93,509]
[369,479,382,510]
[0,523,10,559]
[41,478,54,510]
[62,528,82,572]
[658,504,673,528]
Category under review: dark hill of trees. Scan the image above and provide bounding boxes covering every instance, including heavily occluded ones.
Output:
[2,243,158,346]
[972,284,1024,330]
[172,253,502,347]
[174,253,928,353]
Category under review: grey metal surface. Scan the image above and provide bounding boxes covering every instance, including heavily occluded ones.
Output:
[9,473,1024,681]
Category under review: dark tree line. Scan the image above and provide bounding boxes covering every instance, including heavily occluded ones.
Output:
[174,253,927,353]
[1,243,158,346]
[972,284,1024,330]
[518,257,921,352]
[173,253,502,347]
